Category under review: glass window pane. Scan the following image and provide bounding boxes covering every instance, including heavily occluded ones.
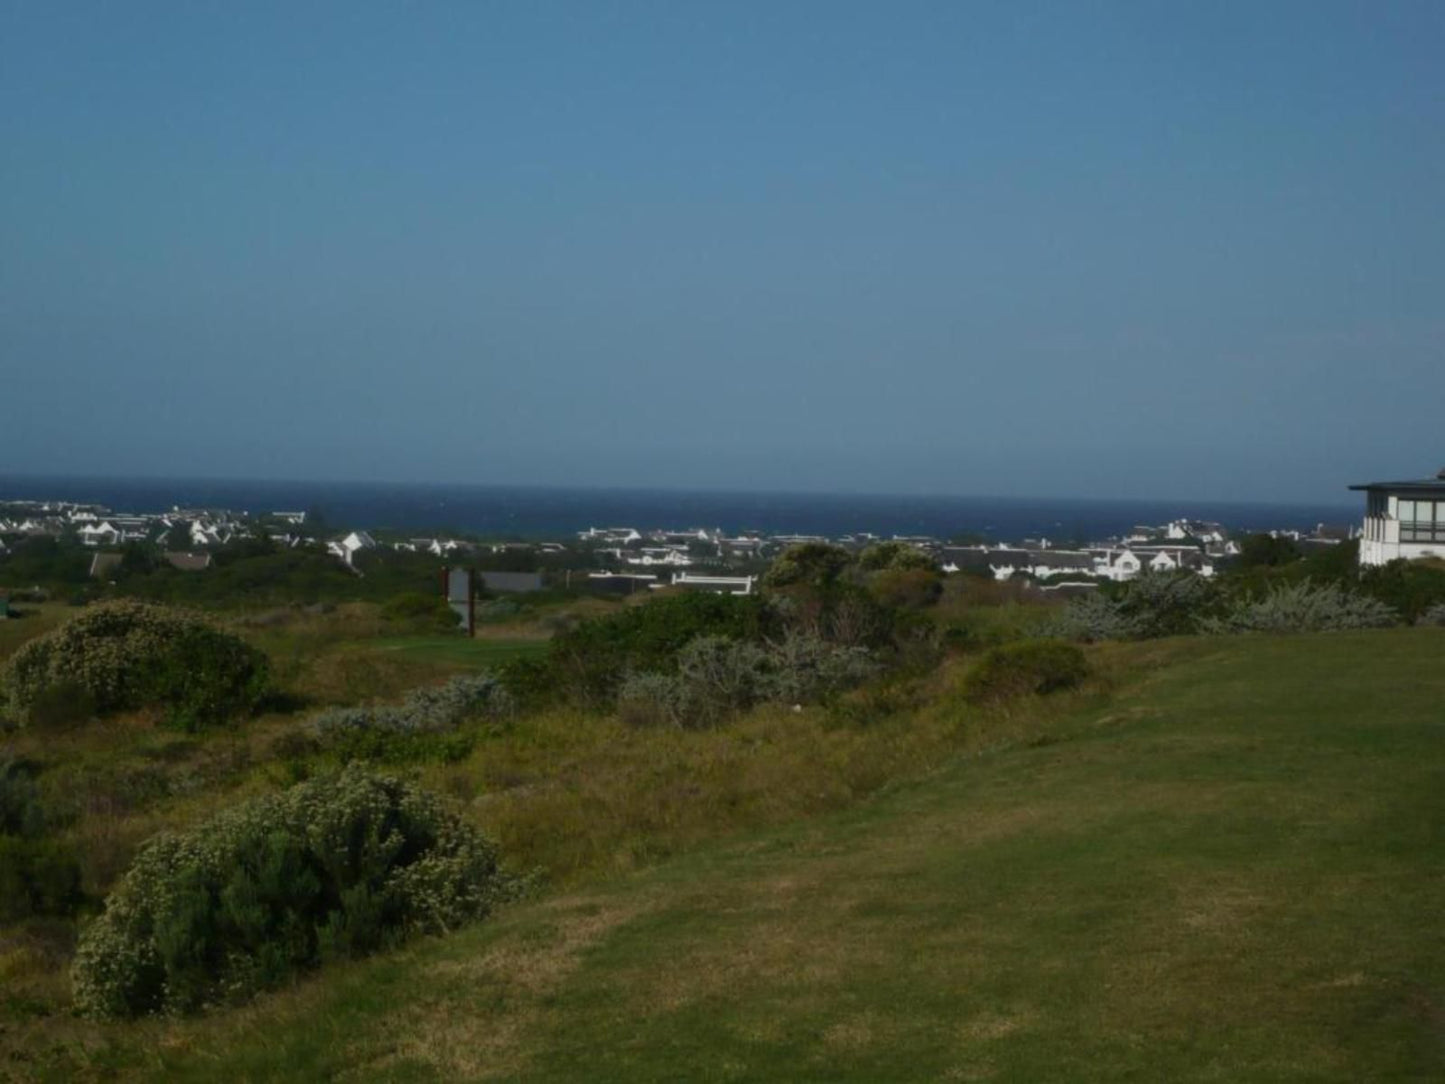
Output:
[1435,502,1445,525]
[1399,500,1416,522]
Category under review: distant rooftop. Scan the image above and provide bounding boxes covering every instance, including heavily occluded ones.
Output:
[1348,469,1445,492]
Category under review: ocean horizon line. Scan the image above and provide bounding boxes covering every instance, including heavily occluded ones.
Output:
[0,470,1358,517]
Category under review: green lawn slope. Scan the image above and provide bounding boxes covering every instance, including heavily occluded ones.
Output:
[37,630,1445,1082]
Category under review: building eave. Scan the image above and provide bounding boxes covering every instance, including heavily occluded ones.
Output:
[1348,480,1445,493]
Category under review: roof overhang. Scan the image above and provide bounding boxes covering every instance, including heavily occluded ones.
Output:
[1348,480,1445,493]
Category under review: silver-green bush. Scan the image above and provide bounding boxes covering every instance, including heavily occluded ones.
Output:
[764,633,879,703]
[1418,602,1445,627]
[616,671,691,729]
[1200,581,1399,634]
[311,673,514,739]
[1044,591,1147,643]
[618,634,878,728]
[71,766,511,1018]
[1046,573,1224,643]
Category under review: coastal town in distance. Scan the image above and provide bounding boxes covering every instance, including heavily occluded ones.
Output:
[0,489,1366,604]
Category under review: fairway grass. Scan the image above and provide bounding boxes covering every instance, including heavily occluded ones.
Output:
[26,630,1445,1081]
[364,635,550,667]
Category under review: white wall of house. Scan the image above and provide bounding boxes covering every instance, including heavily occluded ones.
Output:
[1358,490,1445,567]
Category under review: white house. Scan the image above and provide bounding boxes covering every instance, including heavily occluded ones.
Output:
[78,521,120,547]
[331,531,378,566]
[1096,550,1143,582]
[1351,470,1445,566]
[625,548,693,568]
[668,572,755,596]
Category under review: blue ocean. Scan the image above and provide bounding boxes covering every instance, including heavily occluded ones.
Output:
[0,475,1356,542]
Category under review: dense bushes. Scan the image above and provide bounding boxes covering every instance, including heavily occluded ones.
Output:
[379,592,461,632]
[540,592,779,709]
[1358,560,1445,624]
[962,640,1090,703]
[0,756,83,921]
[1045,590,1148,643]
[1047,573,1224,642]
[617,633,878,729]
[71,767,512,1018]
[1199,581,1398,633]
[309,674,513,762]
[0,755,45,838]
[0,836,84,922]
[1048,570,1412,641]
[1,601,270,729]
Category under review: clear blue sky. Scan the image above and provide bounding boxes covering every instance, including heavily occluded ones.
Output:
[3,2,1442,503]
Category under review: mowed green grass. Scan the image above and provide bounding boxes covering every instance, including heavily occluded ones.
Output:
[49,630,1445,1082]
[363,634,549,668]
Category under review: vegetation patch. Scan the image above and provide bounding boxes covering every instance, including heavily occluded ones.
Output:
[1200,580,1398,633]
[617,633,878,729]
[71,766,513,1018]
[1,600,270,730]
[962,639,1090,703]
[309,673,514,763]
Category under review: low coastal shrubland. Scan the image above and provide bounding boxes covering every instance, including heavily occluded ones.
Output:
[308,673,515,763]
[1,600,270,730]
[1046,570,1413,642]
[1197,580,1398,633]
[5,535,1442,1073]
[71,766,513,1018]
[0,756,83,923]
[616,633,878,729]
[961,639,1090,703]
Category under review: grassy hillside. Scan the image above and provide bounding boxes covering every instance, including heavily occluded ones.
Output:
[25,628,1443,1082]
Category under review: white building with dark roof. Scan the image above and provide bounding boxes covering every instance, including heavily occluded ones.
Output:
[1350,469,1445,566]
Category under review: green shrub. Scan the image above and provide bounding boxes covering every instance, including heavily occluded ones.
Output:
[616,671,691,729]
[546,592,779,709]
[762,543,853,591]
[1201,581,1398,634]
[71,767,512,1018]
[2,601,270,729]
[309,674,510,764]
[379,592,461,632]
[866,567,944,610]
[1047,573,1223,642]
[1,756,46,838]
[0,836,84,921]
[962,640,1090,703]
[856,541,936,573]
[675,635,773,725]
[765,633,879,704]
[1359,560,1445,624]
[1118,572,1223,637]
[20,679,98,729]
[1045,591,1146,643]
[619,634,879,729]
[495,654,559,712]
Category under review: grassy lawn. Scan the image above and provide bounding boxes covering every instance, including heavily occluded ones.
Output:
[42,628,1444,1082]
[364,635,550,668]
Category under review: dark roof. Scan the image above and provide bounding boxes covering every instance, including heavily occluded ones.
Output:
[1349,472,1445,492]
[480,571,543,593]
[1030,551,1095,569]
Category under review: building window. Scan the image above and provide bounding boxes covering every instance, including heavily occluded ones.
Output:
[1398,498,1445,543]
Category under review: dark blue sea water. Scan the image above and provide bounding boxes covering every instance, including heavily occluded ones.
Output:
[0,475,1357,542]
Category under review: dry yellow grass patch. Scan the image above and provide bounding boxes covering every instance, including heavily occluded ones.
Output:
[369,896,655,1081]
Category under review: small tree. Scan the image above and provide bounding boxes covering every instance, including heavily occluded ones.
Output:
[1236,534,1301,568]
